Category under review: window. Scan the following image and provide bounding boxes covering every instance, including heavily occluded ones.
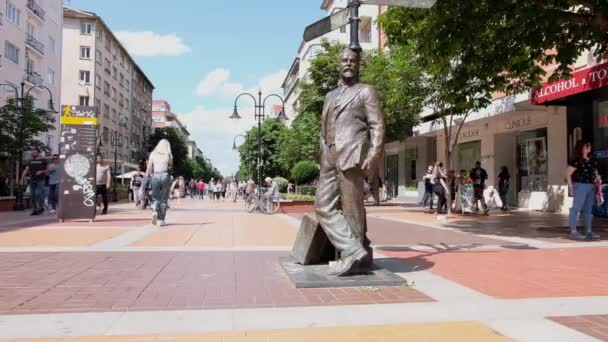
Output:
[119,73,124,86]
[4,41,19,64]
[95,99,101,112]
[95,74,102,88]
[80,21,92,35]
[112,108,117,121]
[111,87,117,101]
[95,50,102,65]
[103,81,110,96]
[104,58,111,73]
[103,104,110,118]
[6,1,20,25]
[47,68,55,85]
[103,126,109,142]
[48,36,56,54]
[96,27,103,41]
[79,96,90,106]
[79,70,91,84]
[80,46,91,59]
[112,66,117,79]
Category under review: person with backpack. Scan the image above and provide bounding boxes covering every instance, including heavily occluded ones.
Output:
[131,166,144,207]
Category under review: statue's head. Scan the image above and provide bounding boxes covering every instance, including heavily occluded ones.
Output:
[337,48,359,85]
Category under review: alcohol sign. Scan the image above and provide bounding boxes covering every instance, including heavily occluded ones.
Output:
[57,106,98,222]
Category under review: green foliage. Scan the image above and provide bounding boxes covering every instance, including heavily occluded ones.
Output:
[361,45,425,142]
[281,193,315,201]
[291,160,319,185]
[273,176,289,193]
[0,98,56,158]
[380,2,608,93]
[238,118,289,181]
[296,185,317,197]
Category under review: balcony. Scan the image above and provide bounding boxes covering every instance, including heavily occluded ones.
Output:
[25,34,45,55]
[26,72,43,86]
[26,0,45,21]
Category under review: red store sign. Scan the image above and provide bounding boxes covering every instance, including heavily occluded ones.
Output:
[532,61,608,105]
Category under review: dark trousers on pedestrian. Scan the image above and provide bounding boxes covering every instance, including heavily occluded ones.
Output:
[48,183,58,210]
[96,185,108,213]
[30,179,45,212]
[434,184,447,215]
[421,187,434,209]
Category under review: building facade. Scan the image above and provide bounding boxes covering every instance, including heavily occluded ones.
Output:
[281,0,383,115]
[151,100,190,142]
[1,0,63,153]
[61,7,154,173]
[187,140,202,160]
[381,53,608,213]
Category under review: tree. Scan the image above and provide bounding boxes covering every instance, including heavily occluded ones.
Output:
[0,98,56,195]
[361,45,425,142]
[238,118,289,182]
[379,8,491,214]
[291,160,320,185]
[0,98,56,158]
[147,128,190,177]
[381,2,608,93]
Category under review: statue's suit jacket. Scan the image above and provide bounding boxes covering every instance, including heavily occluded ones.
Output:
[320,83,385,172]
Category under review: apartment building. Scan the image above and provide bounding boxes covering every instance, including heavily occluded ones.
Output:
[152,100,190,143]
[61,7,154,172]
[1,0,63,153]
[187,140,203,160]
[281,0,383,116]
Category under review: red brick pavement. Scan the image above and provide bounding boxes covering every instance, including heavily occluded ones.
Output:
[382,247,608,299]
[550,315,608,341]
[0,251,431,314]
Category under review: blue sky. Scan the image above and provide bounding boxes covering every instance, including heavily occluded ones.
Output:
[67,0,325,175]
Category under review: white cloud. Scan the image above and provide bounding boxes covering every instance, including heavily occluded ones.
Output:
[196,68,287,99]
[195,68,243,98]
[115,31,191,56]
[185,69,289,175]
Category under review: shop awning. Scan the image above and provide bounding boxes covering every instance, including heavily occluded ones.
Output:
[532,61,608,105]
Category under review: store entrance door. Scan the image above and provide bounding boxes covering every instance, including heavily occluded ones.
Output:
[455,140,481,173]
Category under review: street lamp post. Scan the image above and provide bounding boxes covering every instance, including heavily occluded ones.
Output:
[229,90,288,187]
[111,131,122,202]
[232,134,250,179]
[0,81,57,211]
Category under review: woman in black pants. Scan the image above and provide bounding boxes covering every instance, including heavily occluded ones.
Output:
[433,161,448,219]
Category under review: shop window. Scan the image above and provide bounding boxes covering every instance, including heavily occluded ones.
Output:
[593,100,608,177]
[516,128,548,192]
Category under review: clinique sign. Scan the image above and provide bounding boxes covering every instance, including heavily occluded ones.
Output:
[532,61,608,104]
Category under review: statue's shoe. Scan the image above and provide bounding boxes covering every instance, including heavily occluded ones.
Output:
[327,248,369,277]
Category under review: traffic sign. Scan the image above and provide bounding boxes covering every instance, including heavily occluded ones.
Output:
[361,0,436,8]
[303,7,349,43]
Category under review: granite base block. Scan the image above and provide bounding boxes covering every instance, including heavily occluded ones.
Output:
[279,256,407,288]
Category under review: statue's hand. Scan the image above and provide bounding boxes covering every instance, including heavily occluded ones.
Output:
[361,158,375,173]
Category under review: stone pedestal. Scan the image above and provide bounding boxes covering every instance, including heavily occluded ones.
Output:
[291,214,336,265]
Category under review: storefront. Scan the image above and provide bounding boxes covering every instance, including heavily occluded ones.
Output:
[533,61,608,179]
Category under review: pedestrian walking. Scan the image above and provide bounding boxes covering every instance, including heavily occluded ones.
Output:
[131,166,144,207]
[470,161,489,215]
[146,139,172,227]
[497,166,510,211]
[567,141,602,240]
[47,154,60,213]
[95,155,111,215]
[197,180,206,199]
[21,148,48,215]
[189,178,197,198]
[420,165,435,210]
[433,162,448,219]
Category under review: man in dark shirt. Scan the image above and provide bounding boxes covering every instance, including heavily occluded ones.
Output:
[470,161,489,215]
[21,148,49,215]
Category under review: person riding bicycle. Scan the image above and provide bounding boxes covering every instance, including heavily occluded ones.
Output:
[260,177,279,211]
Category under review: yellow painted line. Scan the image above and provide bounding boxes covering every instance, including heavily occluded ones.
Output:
[2,321,512,341]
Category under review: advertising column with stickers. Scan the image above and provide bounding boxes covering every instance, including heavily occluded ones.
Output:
[57,106,98,222]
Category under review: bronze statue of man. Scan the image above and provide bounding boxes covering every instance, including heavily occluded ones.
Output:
[315,48,385,276]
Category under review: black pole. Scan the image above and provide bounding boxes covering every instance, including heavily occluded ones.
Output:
[14,82,26,210]
[257,90,263,188]
[349,0,362,54]
[113,132,118,202]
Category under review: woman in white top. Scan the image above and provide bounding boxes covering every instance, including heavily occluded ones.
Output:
[146,139,172,227]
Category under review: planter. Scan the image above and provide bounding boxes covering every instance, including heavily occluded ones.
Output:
[280,200,314,214]
[0,197,16,212]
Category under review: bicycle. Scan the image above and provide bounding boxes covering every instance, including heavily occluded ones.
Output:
[246,190,281,214]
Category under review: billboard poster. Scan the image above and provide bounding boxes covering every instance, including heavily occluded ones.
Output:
[57,106,98,222]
